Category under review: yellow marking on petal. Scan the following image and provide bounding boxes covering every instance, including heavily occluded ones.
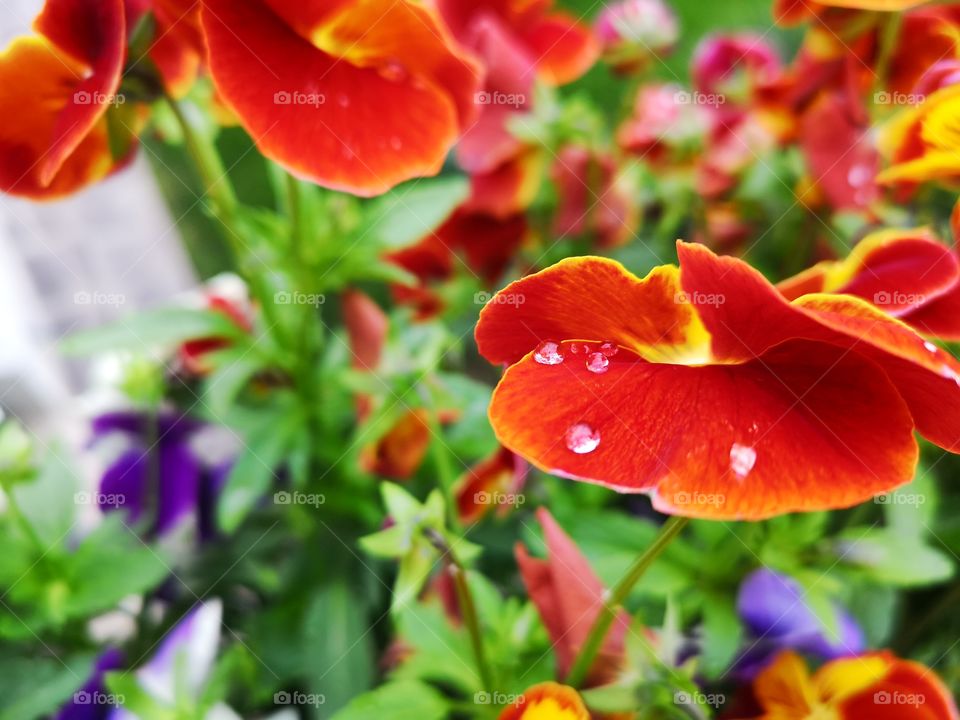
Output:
[813,655,891,704]
[820,226,937,291]
[517,698,585,720]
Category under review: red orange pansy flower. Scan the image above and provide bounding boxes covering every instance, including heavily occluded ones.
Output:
[498,682,590,720]
[778,227,960,341]
[476,241,960,520]
[199,0,482,196]
[749,650,958,720]
[516,508,629,685]
[0,0,128,199]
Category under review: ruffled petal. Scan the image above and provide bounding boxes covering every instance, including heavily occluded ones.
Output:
[498,682,589,720]
[518,12,598,86]
[476,257,711,366]
[489,338,917,520]
[201,0,477,196]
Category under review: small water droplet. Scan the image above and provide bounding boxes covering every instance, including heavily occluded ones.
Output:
[389,136,403,151]
[847,163,872,188]
[924,341,938,353]
[586,352,609,374]
[337,94,350,108]
[381,60,408,82]
[729,443,757,479]
[534,341,564,365]
[570,344,581,354]
[566,423,600,454]
[599,342,619,357]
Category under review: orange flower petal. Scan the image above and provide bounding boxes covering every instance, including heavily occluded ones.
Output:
[678,242,960,452]
[518,12,599,86]
[498,682,590,720]
[360,409,431,479]
[454,446,525,524]
[903,284,960,340]
[0,37,120,198]
[201,0,479,196]
[475,257,711,367]
[515,508,628,680]
[753,651,818,713]
[489,338,917,519]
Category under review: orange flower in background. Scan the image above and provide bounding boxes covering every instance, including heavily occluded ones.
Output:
[454,445,526,524]
[778,227,960,341]
[128,0,205,97]
[774,0,930,26]
[476,241,960,520]
[437,0,597,174]
[0,0,128,198]
[516,508,629,685]
[498,682,590,720]
[749,651,958,720]
[199,0,482,197]
[878,82,960,188]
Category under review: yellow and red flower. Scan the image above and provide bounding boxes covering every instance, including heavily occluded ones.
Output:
[748,650,958,720]
[0,0,129,199]
[773,0,930,27]
[498,682,590,720]
[878,82,960,188]
[476,241,960,520]
[778,227,960,341]
[516,508,629,685]
[199,0,482,196]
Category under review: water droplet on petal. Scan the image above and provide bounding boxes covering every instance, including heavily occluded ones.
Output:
[599,342,619,357]
[586,352,609,374]
[534,341,564,365]
[729,443,757,479]
[381,60,408,82]
[390,136,403,151]
[924,341,938,353]
[566,423,600,454]
[337,94,350,108]
[569,343,581,354]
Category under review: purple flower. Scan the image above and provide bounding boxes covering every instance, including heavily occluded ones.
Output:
[734,568,865,678]
[110,600,226,719]
[92,411,233,538]
[56,648,124,720]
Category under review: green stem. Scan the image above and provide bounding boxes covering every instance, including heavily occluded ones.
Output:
[426,529,494,692]
[871,12,903,108]
[426,401,461,533]
[164,95,286,337]
[3,483,47,555]
[565,516,690,689]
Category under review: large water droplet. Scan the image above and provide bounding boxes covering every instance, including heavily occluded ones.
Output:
[566,423,600,454]
[534,341,564,365]
[599,342,619,357]
[586,352,609,374]
[924,341,939,354]
[729,443,757,479]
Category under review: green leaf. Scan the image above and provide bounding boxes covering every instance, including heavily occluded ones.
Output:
[217,406,303,532]
[303,580,375,712]
[0,653,95,720]
[61,309,244,356]
[11,444,76,547]
[837,528,955,587]
[330,681,448,720]
[359,525,411,559]
[62,516,172,618]
[363,176,470,250]
[700,597,742,678]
